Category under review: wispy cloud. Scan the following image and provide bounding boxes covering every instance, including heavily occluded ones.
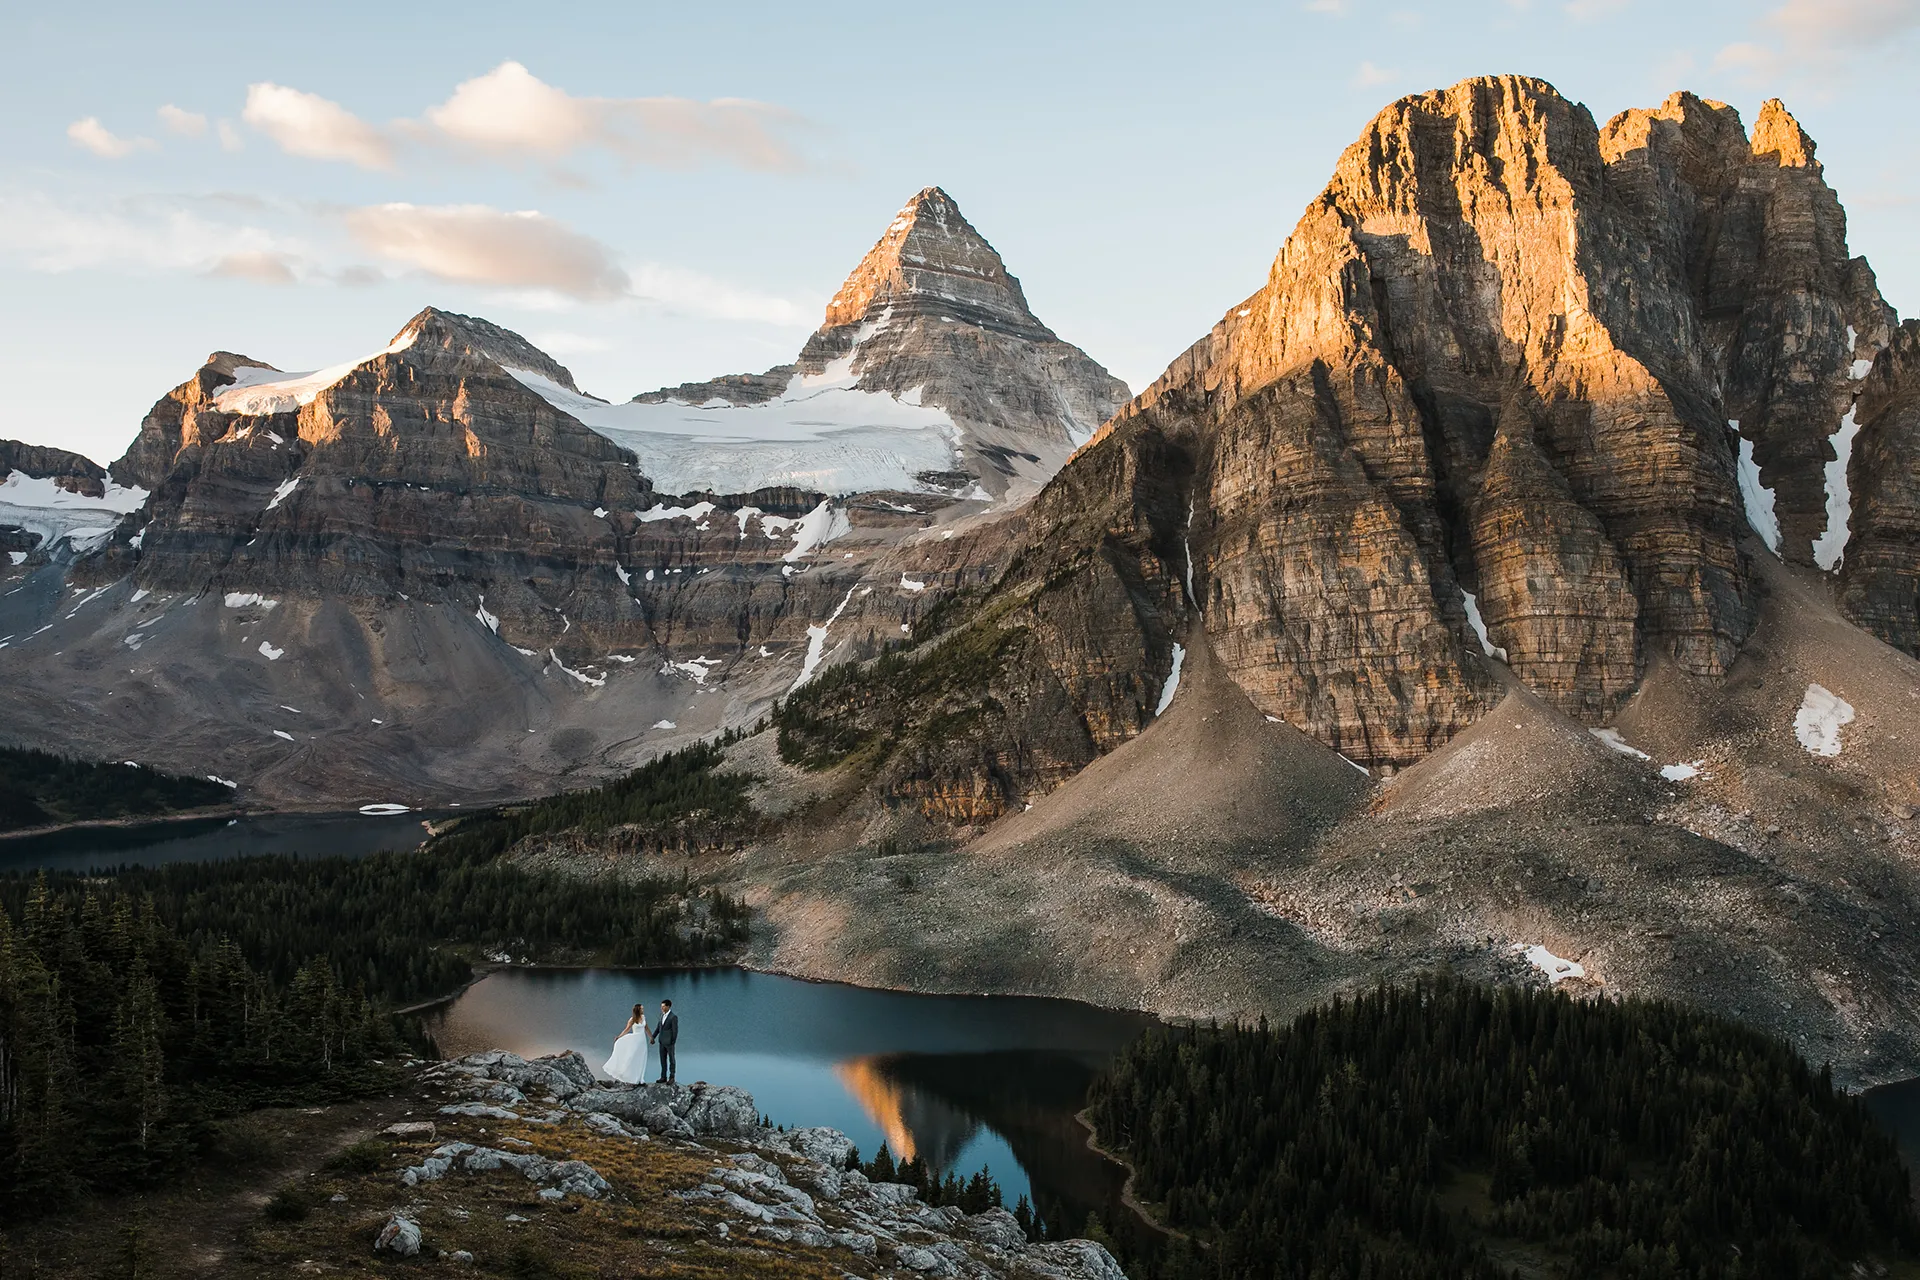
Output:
[207,250,297,285]
[0,188,807,321]
[1353,61,1399,88]
[243,83,395,170]
[237,62,807,175]
[157,105,206,137]
[1303,0,1347,13]
[66,118,154,159]
[628,262,807,325]
[0,190,301,275]
[342,203,630,300]
[1716,0,1920,79]
[1564,0,1630,18]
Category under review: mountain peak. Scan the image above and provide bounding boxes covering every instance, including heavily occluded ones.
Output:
[1752,97,1816,168]
[819,187,1050,338]
[386,307,581,391]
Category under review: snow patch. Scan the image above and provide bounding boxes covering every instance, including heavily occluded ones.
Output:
[662,655,722,684]
[1590,728,1651,761]
[1728,421,1781,555]
[358,803,410,815]
[548,650,605,688]
[7,552,24,566]
[899,575,926,592]
[1461,589,1507,661]
[272,729,295,741]
[258,640,284,660]
[1793,683,1855,757]
[638,500,716,524]
[265,476,300,511]
[653,719,677,730]
[1153,643,1186,716]
[1516,944,1585,984]
[207,775,237,788]
[1812,408,1861,571]
[790,587,858,693]
[1660,761,1703,781]
[223,592,278,610]
[475,596,500,634]
[782,501,852,562]
[209,330,413,414]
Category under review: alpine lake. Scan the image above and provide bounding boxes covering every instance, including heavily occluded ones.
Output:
[15,810,1920,1227]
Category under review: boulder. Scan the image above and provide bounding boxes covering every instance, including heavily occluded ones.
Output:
[374,1214,421,1257]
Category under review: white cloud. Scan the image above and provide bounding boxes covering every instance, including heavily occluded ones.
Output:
[420,61,804,171]
[1564,0,1629,17]
[157,104,207,137]
[1717,0,1920,77]
[243,83,393,170]
[343,203,629,300]
[530,331,614,356]
[67,118,153,159]
[628,262,807,325]
[217,120,245,153]
[1353,61,1399,88]
[0,190,299,276]
[207,250,298,285]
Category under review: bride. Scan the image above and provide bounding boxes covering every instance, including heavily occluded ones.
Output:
[603,1002,651,1084]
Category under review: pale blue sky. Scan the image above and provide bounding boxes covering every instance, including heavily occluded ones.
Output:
[3,0,1916,465]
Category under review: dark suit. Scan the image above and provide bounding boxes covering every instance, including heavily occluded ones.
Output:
[653,1010,678,1082]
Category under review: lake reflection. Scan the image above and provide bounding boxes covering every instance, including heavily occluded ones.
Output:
[420,966,1153,1233]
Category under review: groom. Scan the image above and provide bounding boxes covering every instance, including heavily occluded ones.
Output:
[650,999,678,1084]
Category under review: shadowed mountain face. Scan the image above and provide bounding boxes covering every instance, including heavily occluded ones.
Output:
[792,75,1916,803]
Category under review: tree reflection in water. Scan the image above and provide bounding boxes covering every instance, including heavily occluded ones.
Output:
[834,1050,1131,1240]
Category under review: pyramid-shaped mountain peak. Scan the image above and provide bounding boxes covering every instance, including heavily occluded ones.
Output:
[819,186,1049,338]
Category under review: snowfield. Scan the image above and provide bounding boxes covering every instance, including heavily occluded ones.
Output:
[504,363,962,498]
[0,472,147,551]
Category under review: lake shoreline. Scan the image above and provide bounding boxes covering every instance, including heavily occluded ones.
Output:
[0,804,249,844]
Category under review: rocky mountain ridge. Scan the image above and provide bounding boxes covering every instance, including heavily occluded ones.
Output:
[0,189,1123,803]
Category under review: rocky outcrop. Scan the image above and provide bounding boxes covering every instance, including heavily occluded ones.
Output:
[0,441,108,497]
[1600,94,1896,569]
[426,1049,1129,1280]
[1839,320,1920,655]
[777,419,1189,824]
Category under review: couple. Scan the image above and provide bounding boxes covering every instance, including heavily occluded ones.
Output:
[604,998,679,1085]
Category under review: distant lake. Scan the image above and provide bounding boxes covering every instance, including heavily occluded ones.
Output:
[0,809,440,874]
[1863,1077,1920,1209]
[421,966,1155,1237]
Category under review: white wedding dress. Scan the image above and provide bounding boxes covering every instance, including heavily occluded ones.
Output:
[604,1025,650,1084]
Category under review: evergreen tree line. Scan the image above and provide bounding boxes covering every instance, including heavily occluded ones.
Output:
[0,882,401,1213]
[774,608,1027,771]
[846,1140,1008,1217]
[0,746,232,832]
[1086,979,1919,1280]
[0,745,759,1009]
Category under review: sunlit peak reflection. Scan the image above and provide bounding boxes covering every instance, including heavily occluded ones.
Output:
[833,1055,981,1170]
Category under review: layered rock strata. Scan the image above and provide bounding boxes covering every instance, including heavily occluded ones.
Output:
[799,74,1914,808]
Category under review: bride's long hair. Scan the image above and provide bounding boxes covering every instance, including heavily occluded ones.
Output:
[631,1002,645,1024]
